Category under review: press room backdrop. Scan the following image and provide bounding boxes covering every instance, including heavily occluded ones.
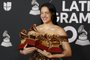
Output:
[0,0,90,60]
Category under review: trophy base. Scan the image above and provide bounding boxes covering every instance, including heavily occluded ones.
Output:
[3,38,10,42]
[75,39,90,46]
[29,10,40,15]
[1,42,12,47]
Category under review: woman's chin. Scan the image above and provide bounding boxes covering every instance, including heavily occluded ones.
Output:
[42,21,48,24]
[43,22,49,24]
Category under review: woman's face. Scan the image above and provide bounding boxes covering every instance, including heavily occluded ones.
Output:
[40,6,52,24]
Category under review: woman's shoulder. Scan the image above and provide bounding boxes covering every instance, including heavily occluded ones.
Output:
[54,25,67,36]
[36,24,44,30]
[36,24,43,28]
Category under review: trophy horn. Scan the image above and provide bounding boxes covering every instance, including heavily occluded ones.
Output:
[30,24,38,32]
[78,25,87,35]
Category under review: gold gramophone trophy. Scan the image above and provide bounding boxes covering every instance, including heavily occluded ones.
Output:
[75,25,90,46]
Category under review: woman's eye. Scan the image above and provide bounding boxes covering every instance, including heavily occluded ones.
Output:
[46,12,49,14]
[41,12,44,14]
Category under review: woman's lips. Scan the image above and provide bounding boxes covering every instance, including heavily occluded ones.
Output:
[42,17,48,21]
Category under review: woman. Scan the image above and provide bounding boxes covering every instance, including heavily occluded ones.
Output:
[19,3,72,60]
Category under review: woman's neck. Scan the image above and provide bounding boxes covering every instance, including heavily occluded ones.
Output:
[43,22,54,27]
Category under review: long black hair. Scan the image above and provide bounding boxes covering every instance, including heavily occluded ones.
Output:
[39,3,58,25]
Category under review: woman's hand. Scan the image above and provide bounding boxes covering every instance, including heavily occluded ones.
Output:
[37,49,53,58]
[20,47,36,55]
[20,44,37,55]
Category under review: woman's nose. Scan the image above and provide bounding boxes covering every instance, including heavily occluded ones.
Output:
[43,13,46,17]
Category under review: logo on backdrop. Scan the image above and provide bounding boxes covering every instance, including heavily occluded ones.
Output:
[1,30,12,47]
[29,0,40,15]
[56,0,90,46]
[64,26,77,43]
[3,2,12,11]
[64,25,90,46]
[56,12,60,22]
[75,25,90,46]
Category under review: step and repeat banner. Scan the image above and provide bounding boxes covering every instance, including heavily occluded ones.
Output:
[0,0,90,60]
